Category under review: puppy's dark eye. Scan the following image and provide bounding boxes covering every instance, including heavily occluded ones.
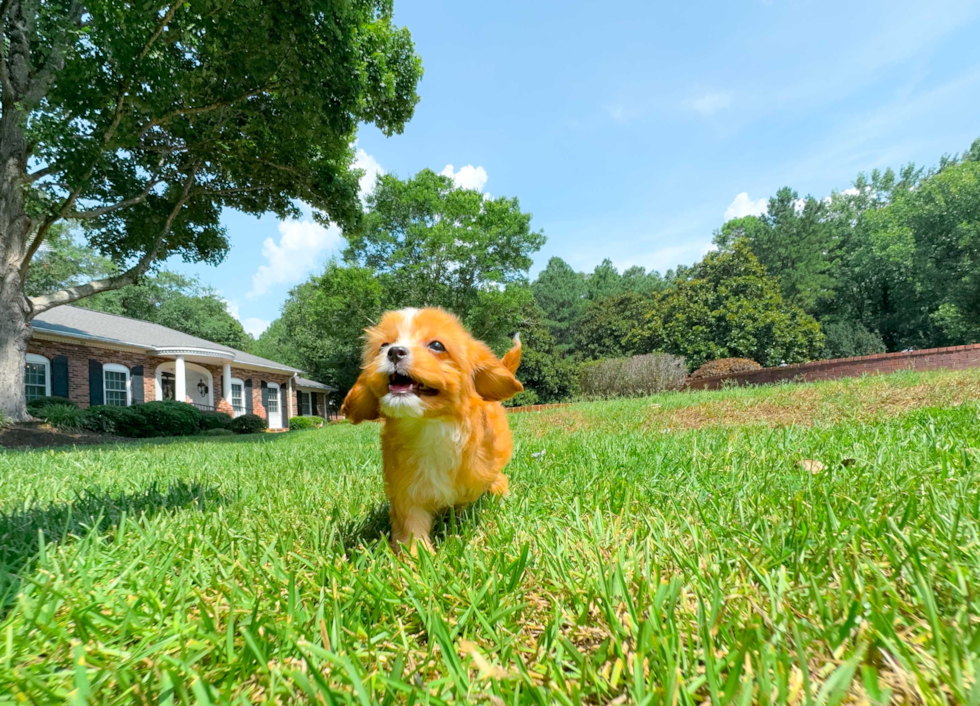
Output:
[380,343,390,350]
[428,341,446,353]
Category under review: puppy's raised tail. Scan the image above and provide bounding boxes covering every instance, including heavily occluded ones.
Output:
[501,332,522,374]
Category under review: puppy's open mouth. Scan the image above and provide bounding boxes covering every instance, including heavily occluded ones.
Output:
[388,372,439,396]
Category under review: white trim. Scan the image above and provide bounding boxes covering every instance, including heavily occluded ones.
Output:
[266,381,282,429]
[154,361,214,407]
[229,377,245,418]
[103,363,131,407]
[153,346,235,360]
[25,353,52,399]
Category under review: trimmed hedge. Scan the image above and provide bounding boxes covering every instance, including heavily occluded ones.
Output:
[689,357,762,380]
[230,414,267,434]
[199,411,234,431]
[27,396,77,417]
[289,416,324,430]
[132,401,202,437]
[82,405,145,435]
[200,428,234,437]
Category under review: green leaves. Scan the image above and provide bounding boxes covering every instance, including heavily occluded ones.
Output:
[632,242,825,370]
[15,0,422,290]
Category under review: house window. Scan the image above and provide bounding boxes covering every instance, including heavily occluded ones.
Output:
[103,363,130,407]
[25,354,50,401]
[266,385,279,413]
[298,391,312,416]
[230,378,245,417]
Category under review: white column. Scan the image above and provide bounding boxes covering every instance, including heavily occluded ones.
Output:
[175,355,186,403]
[222,362,232,404]
[287,376,293,420]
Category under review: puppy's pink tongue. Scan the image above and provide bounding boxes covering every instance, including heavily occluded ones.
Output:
[389,382,413,393]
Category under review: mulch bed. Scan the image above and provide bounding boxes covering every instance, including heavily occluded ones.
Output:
[0,422,126,450]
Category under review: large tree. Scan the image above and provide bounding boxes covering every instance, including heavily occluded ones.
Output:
[575,291,649,361]
[344,168,546,321]
[0,0,421,419]
[276,262,384,397]
[531,257,587,351]
[713,188,836,314]
[843,152,980,349]
[631,242,824,370]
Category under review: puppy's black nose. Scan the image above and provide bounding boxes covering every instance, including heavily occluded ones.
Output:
[387,345,408,362]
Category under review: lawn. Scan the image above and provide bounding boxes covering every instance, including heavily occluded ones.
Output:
[3,370,980,704]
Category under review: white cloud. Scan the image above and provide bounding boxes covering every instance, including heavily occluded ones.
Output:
[354,148,384,200]
[440,164,488,192]
[606,103,638,123]
[242,318,271,338]
[685,91,732,116]
[248,218,343,297]
[724,192,768,221]
[224,299,240,320]
[840,187,861,196]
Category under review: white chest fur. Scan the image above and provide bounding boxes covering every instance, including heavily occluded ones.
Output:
[399,418,464,508]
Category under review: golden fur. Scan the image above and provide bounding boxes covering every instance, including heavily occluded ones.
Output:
[341,308,523,552]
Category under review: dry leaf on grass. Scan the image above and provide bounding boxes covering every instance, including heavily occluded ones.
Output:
[797,459,826,474]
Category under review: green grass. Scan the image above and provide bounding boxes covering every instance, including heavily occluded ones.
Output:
[3,370,980,704]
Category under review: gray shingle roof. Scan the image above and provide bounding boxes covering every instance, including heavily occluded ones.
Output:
[33,305,304,374]
[294,377,335,392]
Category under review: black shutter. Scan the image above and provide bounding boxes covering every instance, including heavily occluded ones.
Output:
[260,381,269,413]
[312,392,319,416]
[244,379,253,414]
[51,355,69,398]
[131,365,144,404]
[88,360,104,406]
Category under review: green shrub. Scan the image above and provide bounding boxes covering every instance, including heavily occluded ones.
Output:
[503,390,539,408]
[200,428,234,437]
[129,401,202,438]
[199,411,234,431]
[579,353,687,399]
[81,405,145,435]
[27,396,77,417]
[42,404,86,432]
[821,321,887,359]
[0,410,11,430]
[230,414,267,434]
[289,415,324,430]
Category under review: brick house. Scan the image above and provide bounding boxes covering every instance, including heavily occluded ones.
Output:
[24,306,335,429]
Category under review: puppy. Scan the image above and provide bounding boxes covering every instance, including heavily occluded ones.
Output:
[341,308,523,552]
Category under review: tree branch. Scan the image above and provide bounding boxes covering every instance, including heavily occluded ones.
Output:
[191,184,265,198]
[22,1,83,110]
[20,0,187,275]
[28,164,200,317]
[64,178,162,219]
[138,84,273,140]
[139,0,184,61]
[26,165,55,183]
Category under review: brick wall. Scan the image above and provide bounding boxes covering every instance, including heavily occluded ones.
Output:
[685,343,980,391]
[27,338,295,425]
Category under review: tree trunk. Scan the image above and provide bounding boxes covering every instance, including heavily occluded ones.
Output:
[0,281,32,421]
[0,10,36,423]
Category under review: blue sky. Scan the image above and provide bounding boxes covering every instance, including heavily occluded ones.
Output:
[167,0,980,337]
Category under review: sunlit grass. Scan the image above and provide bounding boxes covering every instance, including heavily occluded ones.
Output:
[3,370,980,704]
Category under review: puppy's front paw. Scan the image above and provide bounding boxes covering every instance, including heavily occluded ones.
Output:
[488,474,509,497]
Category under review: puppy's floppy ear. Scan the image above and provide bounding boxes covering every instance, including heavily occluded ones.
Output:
[341,373,380,424]
[472,342,523,401]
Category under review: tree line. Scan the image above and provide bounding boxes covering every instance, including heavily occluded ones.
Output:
[258,137,980,405]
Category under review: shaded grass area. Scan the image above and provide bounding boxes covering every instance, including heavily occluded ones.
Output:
[2,369,980,703]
